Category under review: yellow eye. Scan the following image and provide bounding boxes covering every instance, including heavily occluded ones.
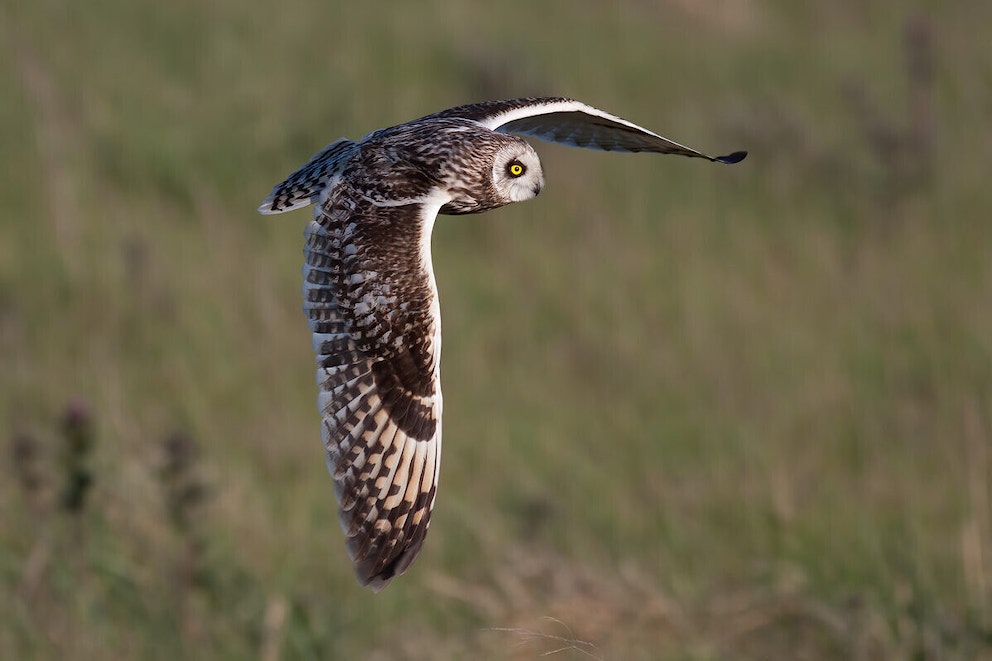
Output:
[508,162,525,177]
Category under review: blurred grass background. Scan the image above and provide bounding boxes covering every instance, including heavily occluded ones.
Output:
[2,0,991,658]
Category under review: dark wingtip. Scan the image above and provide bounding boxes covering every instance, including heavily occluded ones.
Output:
[715,150,748,164]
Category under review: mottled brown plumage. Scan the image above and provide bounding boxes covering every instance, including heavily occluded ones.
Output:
[259,97,745,591]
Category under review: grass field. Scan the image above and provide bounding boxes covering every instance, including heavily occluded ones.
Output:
[2,1,991,658]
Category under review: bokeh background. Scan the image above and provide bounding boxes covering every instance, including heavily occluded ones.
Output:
[2,1,990,659]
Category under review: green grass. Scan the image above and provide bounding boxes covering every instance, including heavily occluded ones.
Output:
[2,1,991,658]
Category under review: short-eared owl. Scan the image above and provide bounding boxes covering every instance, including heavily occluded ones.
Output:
[259,97,746,591]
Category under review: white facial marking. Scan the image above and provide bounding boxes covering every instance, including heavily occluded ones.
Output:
[494,142,544,204]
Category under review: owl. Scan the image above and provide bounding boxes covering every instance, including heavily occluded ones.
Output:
[259,97,745,591]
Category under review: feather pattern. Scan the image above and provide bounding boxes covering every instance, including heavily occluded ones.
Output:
[303,183,443,591]
[259,139,359,214]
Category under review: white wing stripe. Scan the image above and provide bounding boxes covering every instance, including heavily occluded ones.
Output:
[477,99,665,140]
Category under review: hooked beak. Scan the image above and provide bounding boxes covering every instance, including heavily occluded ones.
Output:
[532,173,545,197]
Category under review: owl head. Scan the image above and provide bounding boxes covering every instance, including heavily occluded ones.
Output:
[491,139,544,204]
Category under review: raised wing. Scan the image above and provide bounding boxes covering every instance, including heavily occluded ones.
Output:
[430,97,746,163]
[303,182,444,591]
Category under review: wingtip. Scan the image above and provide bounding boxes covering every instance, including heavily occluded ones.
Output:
[257,196,295,215]
[256,192,277,214]
[715,150,748,165]
[257,194,321,215]
[366,576,389,593]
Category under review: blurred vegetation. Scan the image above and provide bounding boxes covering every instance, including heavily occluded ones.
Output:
[2,0,991,659]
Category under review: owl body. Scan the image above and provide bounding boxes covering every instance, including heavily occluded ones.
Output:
[284,117,544,217]
[259,97,745,591]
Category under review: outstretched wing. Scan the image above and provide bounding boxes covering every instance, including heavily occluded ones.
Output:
[430,97,746,163]
[303,181,445,592]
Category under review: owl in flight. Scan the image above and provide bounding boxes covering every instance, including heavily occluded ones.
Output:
[259,97,746,591]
